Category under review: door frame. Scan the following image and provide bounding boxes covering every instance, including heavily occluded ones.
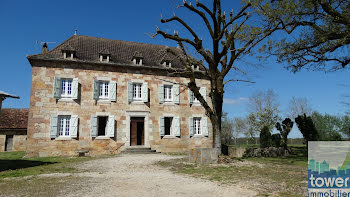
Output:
[125,111,150,147]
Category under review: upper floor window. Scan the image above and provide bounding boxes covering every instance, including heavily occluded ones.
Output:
[192,64,199,71]
[53,77,78,100]
[92,80,117,102]
[99,81,109,99]
[63,51,75,60]
[189,87,207,104]
[127,82,148,103]
[164,85,173,102]
[192,91,199,103]
[133,83,142,100]
[61,79,72,97]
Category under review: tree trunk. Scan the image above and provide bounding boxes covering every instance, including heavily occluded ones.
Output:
[210,89,223,153]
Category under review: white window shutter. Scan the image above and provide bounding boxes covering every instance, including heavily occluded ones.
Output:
[127,82,133,103]
[142,82,148,102]
[50,115,58,138]
[159,117,165,137]
[70,115,78,138]
[200,87,207,101]
[53,77,61,99]
[202,117,208,137]
[174,84,180,104]
[90,115,98,137]
[174,117,180,137]
[107,115,115,137]
[158,84,164,104]
[93,79,99,100]
[189,117,194,137]
[189,89,193,104]
[109,81,117,102]
[72,78,79,100]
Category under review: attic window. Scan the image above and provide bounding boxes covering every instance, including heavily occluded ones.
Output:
[100,54,110,62]
[163,61,171,68]
[133,57,143,65]
[64,52,74,60]
[192,65,199,71]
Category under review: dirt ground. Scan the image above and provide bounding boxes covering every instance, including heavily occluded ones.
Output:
[65,154,257,197]
[0,154,257,197]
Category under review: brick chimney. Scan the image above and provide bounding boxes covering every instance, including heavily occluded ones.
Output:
[42,42,48,54]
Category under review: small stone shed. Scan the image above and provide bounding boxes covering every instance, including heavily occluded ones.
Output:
[0,108,28,152]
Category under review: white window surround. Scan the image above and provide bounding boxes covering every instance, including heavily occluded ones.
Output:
[163,61,171,68]
[164,85,173,102]
[61,79,72,98]
[63,52,74,60]
[133,58,143,65]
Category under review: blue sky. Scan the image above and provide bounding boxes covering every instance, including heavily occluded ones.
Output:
[1,0,349,138]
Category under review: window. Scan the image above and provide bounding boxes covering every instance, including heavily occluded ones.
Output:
[58,116,71,137]
[97,116,108,136]
[163,61,171,68]
[64,52,73,59]
[192,91,199,103]
[133,83,142,100]
[194,117,201,135]
[164,85,173,102]
[99,81,109,99]
[61,79,72,97]
[133,58,143,65]
[192,65,199,71]
[100,55,110,62]
[164,117,173,136]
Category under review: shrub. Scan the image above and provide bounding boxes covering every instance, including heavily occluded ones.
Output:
[271,133,282,147]
[260,126,272,148]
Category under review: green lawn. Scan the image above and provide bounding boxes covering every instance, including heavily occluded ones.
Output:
[0,151,110,179]
[158,146,307,197]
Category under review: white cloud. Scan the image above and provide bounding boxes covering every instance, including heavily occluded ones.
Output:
[223,97,248,105]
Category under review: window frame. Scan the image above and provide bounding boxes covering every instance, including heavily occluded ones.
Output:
[99,81,109,99]
[97,116,109,137]
[58,115,71,137]
[132,83,143,101]
[192,92,200,103]
[60,79,73,98]
[164,85,173,102]
[193,117,201,135]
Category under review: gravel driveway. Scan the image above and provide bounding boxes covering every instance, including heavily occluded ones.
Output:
[62,154,256,197]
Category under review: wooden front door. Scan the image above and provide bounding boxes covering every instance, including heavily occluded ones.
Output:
[5,135,13,152]
[130,117,144,146]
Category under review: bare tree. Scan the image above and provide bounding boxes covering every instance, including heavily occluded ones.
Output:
[153,0,284,152]
[232,117,247,145]
[287,97,313,120]
[247,89,280,132]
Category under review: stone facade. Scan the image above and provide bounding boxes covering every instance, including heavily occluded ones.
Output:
[0,135,5,152]
[26,60,213,157]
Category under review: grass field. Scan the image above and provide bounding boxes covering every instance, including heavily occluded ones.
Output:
[158,146,307,197]
[0,151,108,179]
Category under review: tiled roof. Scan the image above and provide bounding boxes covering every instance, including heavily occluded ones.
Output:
[0,108,28,129]
[27,35,191,70]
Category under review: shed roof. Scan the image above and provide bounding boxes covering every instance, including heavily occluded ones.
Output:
[0,108,28,129]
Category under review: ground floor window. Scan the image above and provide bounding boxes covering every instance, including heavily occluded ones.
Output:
[164,117,173,136]
[58,115,71,137]
[98,116,108,136]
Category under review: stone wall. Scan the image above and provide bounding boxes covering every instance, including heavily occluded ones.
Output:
[13,135,27,151]
[0,135,5,152]
[27,61,213,157]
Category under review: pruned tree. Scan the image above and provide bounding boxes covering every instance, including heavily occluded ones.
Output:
[153,0,285,151]
[276,118,294,150]
[262,0,350,72]
[295,114,319,147]
[287,97,313,120]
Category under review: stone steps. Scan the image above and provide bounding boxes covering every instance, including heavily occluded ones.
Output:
[121,147,160,154]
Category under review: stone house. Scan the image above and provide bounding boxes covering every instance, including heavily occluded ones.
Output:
[26,35,212,157]
[0,108,28,152]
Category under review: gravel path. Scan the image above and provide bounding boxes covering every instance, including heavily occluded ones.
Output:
[62,154,256,197]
